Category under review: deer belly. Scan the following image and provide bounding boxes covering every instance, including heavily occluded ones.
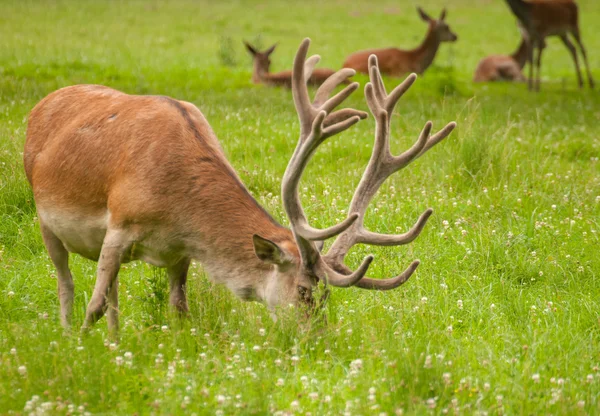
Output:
[38,208,108,261]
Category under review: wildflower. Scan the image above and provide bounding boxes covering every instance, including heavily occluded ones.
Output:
[259,328,266,336]
[586,374,594,383]
[276,378,284,386]
[18,365,27,376]
[290,400,300,410]
[350,359,363,371]
[442,373,451,384]
[7,291,14,297]
[216,395,226,405]
[190,328,197,335]
[309,392,319,401]
[115,356,124,366]
[484,382,491,391]
[252,345,260,352]
[161,325,169,332]
[421,297,428,304]
[424,355,432,369]
[291,356,299,364]
[532,373,540,383]
[457,300,463,309]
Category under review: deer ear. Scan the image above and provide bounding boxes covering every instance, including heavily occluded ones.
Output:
[253,234,288,265]
[244,41,257,56]
[439,8,447,21]
[265,43,278,56]
[417,7,432,22]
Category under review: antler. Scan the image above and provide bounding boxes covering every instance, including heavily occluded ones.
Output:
[282,38,370,288]
[323,55,456,290]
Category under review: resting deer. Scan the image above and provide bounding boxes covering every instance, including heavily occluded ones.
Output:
[504,0,594,90]
[343,7,458,77]
[244,41,342,88]
[473,30,530,82]
[24,38,455,334]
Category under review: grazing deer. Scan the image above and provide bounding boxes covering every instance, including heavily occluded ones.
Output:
[24,38,455,335]
[504,0,594,90]
[244,41,343,87]
[343,7,458,77]
[473,30,530,82]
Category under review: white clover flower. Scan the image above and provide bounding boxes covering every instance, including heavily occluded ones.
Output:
[350,359,363,371]
[18,365,27,376]
[161,325,168,332]
[259,328,266,336]
[7,291,14,297]
[309,392,319,401]
[421,297,428,304]
[532,373,540,383]
[216,395,226,405]
[457,300,463,309]
[484,382,491,391]
[115,356,124,366]
[276,378,284,386]
[290,400,300,410]
[252,345,260,352]
[424,355,432,369]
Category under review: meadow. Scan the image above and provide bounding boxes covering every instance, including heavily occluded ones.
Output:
[1,0,599,414]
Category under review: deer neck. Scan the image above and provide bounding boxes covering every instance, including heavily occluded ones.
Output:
[185,162,291,299]
[412,23,442,74]
[505,0,532,25]
[511,37,530,69]
[252,62,269,84]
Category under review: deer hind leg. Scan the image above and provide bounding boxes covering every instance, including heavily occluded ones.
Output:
[40,222,74,329]
[82,228,130,334]
[168,258,191,315]
[559,34,583,88]
[527,43,535,90]
[534,43,545,92]
[571,29,595,88]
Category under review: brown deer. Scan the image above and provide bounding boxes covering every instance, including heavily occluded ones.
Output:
[343,7,458,77]
[244,41,342,87]
[473,29,530,82]
[504,0,594,90]
[24,38,455,334]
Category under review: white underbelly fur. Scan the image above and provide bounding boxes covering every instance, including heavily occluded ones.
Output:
[38,208,182,267]
[38,208,108,260]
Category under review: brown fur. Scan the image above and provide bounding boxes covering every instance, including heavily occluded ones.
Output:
[504,0,594,89]
[244,42,344,87]
[473,35,530,82]
[25,85,309,331]
[343,7,458,77]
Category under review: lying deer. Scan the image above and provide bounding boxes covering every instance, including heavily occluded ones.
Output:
[504,0,594,90]
[473,30,530,82]
[25,38,455,334]
[343,7,458,77]
[244,41,343,87]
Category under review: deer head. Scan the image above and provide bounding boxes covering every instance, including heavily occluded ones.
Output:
[417,7,458,43]
[244,41,278,83]
[254,39,455,312]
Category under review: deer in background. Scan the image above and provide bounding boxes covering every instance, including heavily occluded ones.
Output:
[504,0,594,90]
[244,41,345,88]
[473,28,530,82]
[343,7,458,77]
[24,38,454,335]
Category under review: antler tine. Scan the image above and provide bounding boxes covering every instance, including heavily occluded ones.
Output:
[303,55,321,82]
[283,38,366,249]
[322,54,456,290]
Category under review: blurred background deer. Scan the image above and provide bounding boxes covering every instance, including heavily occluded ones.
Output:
[343,7,457,77]
[503,0,594,90]
[244,41,346,87]
[473,27,530,82]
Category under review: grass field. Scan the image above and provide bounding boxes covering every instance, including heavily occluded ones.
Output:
[1,0,600,414]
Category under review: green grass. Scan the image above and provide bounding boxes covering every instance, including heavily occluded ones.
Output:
[1,0,600,414]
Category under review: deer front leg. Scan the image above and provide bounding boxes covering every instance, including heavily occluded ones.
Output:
[534,43,545,92]
[168,257,191,315]
[559,34,583,88]
[82,229,129,333]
